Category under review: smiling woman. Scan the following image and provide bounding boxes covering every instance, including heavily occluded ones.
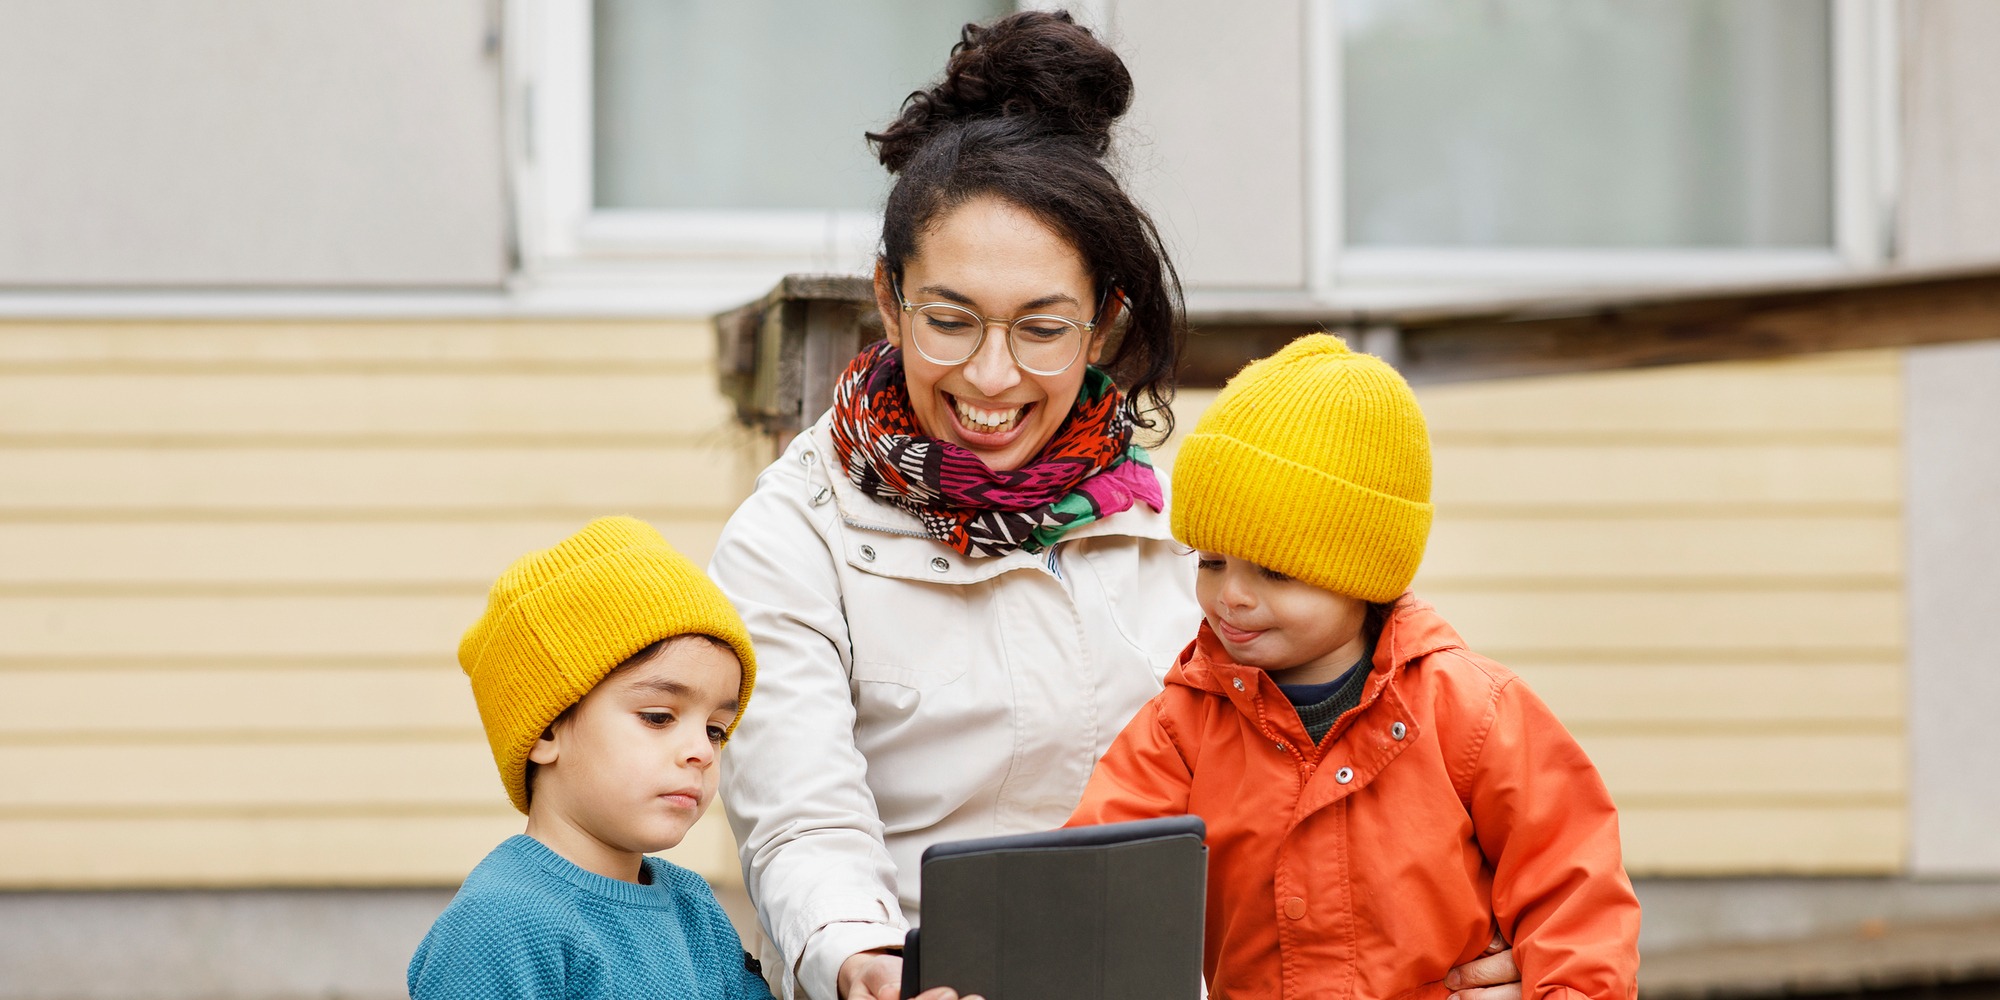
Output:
[704,12,1518,1000]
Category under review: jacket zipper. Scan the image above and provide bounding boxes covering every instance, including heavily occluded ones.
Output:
[839,515,931,539]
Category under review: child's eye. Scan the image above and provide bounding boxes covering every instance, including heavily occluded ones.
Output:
[1196,558,1224,571]
[705,725,727,744]
[639,711,673,727]
[1258,565,1293,582]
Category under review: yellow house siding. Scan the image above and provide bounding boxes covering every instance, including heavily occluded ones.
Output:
[1420,350,1905,875]
[3,322,1906,886]
[0,319,753,888]
[1160,349,1906,875]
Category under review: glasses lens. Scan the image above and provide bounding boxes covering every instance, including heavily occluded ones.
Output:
[1009,317,1085,374]
[911,304,983,364]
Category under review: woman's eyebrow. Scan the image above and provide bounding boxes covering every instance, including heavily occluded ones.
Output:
[917,285,1082,312]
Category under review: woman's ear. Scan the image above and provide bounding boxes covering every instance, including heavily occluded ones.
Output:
[1087,289,1125,365]
[873,260,904,349]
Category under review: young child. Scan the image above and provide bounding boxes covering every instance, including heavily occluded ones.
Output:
[1069,336,1642,1000]
[408,516,775,1000]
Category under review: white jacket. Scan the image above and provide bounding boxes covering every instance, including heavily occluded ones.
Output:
[710,417,1199,1000]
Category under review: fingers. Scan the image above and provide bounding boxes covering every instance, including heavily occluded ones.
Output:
[1449,984,1523,1000]
[911,991,964,1000]
[1484,932,1508,956]
[1445,946,1519,990]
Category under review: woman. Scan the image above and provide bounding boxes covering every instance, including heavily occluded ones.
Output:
[711,12,1523,1000]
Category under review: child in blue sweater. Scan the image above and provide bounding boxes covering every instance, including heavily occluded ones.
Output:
[409,517,781,1000]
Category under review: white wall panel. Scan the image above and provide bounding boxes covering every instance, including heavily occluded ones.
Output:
[1113,0,1306,289]
[0,1,508,287]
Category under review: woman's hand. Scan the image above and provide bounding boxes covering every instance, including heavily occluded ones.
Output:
[1444,933,1521,1000]
[837,949,980,1000]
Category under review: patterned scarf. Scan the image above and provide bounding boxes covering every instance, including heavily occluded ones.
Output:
[828,340,1163,558]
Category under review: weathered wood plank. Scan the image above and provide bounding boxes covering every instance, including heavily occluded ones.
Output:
[0,320,716,369]
[0,372,732,438]
[1619,805,1902,875]
[1584,733,1904,799]
[1419,516,1902,581]
[1419,588,1902,652]
[1,741,500,808]
[1431,444,1899,508]
[0,520,726,584]
[0,595,482,657]
[0,668,477,736]
[0,446,755,514]
[0,807,739,888]
[1519,663,1904,726]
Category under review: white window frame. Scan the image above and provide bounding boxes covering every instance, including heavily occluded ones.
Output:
[503,0,1890,314]
[1301,0,1900,302]
[503,0,1109,315]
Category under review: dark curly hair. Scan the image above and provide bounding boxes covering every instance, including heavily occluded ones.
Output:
[867,9,1186,440]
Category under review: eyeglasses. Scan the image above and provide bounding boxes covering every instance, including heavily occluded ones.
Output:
[892,274,1112,377]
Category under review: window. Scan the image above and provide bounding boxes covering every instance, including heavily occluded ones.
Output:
[516,0,1007,312]
[1313,0,1895,292]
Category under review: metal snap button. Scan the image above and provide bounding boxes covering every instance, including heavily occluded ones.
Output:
[810,487,831,507]
[1335,766,1354,784]
[1283,897,1307,920]
[1232,677,1245,691]
[930,557,950,572]
[859,545,876,561]
[1390,722,1407,741]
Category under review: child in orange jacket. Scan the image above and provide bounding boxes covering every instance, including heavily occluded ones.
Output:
[1068,335,1641,1000]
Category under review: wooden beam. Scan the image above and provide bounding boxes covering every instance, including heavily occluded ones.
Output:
[1181,263,2000,387]
[1397,267,2000,384]
[715,263,2000,431]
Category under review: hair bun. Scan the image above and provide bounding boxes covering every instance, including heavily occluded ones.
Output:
[870,10,1133,174]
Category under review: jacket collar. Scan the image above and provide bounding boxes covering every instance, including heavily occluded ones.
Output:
[807,419,1177,552]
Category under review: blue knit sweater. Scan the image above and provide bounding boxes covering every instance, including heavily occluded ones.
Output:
[408,835,775,1000]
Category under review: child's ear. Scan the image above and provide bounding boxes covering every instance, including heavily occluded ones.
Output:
[528,723,561,766]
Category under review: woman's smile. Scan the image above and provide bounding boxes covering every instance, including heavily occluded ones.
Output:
[946,392,1034,443]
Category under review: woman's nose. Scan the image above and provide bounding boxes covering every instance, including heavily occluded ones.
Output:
[960,322,1023,396]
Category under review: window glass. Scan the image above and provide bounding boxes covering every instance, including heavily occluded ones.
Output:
[1342,0,1833,249]
[594,0,1009,212]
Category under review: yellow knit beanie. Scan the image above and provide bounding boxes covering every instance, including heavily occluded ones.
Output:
[1172,334,1432,603]
[458,516,757,814]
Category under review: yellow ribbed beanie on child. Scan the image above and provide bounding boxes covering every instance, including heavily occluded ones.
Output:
[1172,334,1432,603]
[458,516,757,814]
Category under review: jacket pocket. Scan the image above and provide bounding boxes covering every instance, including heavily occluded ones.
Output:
[849,655,968,691]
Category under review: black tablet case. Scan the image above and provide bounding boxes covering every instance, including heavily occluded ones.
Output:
[901,815,1207,1000]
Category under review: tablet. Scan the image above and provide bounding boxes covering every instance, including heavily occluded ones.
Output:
[901,815,1207,1000]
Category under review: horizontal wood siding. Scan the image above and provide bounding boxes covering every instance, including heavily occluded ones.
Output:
[1162,349,1906,875]
[3,324,1904,885]
[0,320,753,888]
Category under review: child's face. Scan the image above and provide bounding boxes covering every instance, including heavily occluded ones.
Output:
[1195,552,1369,683]
[527,637,742,862]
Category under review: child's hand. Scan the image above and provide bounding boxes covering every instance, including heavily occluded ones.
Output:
[837,950,983,1000]
[1444,933,1521,1000]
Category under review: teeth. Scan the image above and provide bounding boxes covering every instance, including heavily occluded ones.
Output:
[953,397,1026,433]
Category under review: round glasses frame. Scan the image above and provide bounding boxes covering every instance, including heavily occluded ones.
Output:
[891,273,1112,377]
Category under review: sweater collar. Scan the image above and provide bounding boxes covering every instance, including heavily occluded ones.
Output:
[502,834,681,909]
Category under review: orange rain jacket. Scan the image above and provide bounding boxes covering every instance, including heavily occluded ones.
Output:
[1068,597,1640,1000]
